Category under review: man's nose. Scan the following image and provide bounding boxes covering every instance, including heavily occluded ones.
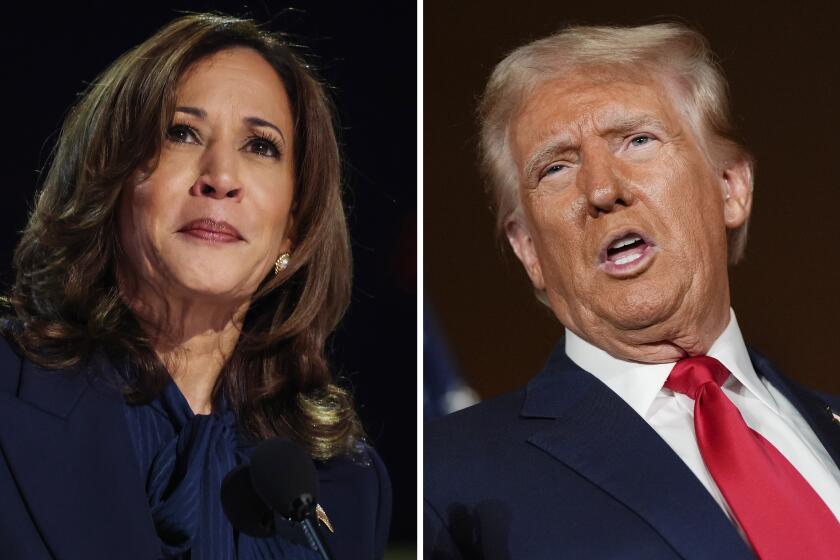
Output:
[189,143,243,201]
[578,153,634,217]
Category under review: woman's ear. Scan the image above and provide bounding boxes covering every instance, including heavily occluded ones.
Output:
[281,215,296,253]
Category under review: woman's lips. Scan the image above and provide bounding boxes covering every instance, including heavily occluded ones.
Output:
[177,218,244,243]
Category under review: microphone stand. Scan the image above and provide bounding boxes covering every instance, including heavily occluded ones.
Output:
[286,494,335,560]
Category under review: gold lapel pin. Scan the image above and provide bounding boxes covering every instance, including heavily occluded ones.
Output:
[316,504,334,533]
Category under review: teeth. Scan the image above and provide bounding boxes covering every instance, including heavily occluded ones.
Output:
[610,235,642,250]
[614,253,642,266]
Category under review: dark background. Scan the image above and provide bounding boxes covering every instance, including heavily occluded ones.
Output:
[1,1,416,550]
[425,2,840,399]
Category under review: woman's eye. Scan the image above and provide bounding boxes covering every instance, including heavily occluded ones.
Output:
[167,124,199,144]
[248,137,280,159]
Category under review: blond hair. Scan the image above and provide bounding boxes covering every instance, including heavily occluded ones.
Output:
[479,22,754,263]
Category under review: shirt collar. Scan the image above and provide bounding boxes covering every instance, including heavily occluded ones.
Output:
[564,308,780,418]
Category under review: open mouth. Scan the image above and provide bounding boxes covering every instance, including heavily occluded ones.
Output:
[599,230,656,276]
[606,234,648,265]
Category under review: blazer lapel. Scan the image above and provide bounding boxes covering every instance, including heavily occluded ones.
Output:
[0,356,159,559]
[750,349,840,468]
[522,347,752,560]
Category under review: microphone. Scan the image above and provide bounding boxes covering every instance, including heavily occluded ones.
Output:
[221,438,335,560]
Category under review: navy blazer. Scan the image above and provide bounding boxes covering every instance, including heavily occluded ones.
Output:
[425,343,840,559]
[0,335,391,560]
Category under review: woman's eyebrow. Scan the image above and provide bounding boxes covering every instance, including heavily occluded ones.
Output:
[174,106,286,145]
[175,105,206,118]
[244,116,286,144]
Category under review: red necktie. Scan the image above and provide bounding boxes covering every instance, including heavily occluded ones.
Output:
[666,356,840,559]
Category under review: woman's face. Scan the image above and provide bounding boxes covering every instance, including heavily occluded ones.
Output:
[119,47,295,307]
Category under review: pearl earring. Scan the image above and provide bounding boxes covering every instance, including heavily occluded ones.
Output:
[274,252,291,275]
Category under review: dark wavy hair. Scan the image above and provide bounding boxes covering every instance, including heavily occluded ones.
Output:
[3,13,363,460]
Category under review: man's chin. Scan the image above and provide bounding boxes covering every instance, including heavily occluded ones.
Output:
[595,282,683,327]
[605,340,691,364]
[572,300,696,364]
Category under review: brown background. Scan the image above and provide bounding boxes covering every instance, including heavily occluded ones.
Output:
[424,2,840,398]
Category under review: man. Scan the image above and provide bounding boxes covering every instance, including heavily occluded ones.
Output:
[424,23,840,559]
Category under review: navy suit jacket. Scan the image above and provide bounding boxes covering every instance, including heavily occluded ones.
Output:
[425,342,840,559]
[0,335,391,560]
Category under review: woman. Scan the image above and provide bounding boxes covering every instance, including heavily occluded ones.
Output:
[0,13,390,560]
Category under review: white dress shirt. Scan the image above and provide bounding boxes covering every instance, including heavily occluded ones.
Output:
[565,309,840,526]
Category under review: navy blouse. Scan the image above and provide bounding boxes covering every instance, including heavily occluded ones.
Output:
[122,378,325,559]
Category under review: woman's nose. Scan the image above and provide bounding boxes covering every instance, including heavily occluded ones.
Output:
[189,144,243,201]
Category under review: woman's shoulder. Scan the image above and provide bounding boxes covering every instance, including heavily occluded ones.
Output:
[317,441,388,481]
[0,328,24,395]
[316,442,392,559]
[0,324,123,419]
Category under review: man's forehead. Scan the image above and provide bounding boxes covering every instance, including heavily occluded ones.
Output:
[511,71,686,156]
[518,73,678,127]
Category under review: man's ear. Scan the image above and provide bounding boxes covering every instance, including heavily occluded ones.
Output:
[505,215,546,291]
[722,158,753,229]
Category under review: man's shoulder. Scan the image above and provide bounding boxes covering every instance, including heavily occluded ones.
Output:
[816,391,840,411]
[749,346,840,409]
[424,385,558,486]
[426,388,527,449]
[424,345,579,473]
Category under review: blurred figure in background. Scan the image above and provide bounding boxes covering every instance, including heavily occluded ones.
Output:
[424,303,479,420]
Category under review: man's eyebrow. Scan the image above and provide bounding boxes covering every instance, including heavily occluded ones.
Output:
[599,114,669,136]
[524,135,578,180]
[523,114,670,179]
[174,107,287,145]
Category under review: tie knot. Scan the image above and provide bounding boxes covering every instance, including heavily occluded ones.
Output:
[665,355,730,399]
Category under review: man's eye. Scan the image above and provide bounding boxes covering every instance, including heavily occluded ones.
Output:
[630,135,653,146]
[543,163,567,178]
[167,124,199,144]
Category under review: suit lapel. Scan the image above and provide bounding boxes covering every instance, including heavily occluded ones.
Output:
[522,348,752,560]
[0,356,159,559]
[750,349,840,468]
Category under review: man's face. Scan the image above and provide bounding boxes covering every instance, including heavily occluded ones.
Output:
[506,71,751,362]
